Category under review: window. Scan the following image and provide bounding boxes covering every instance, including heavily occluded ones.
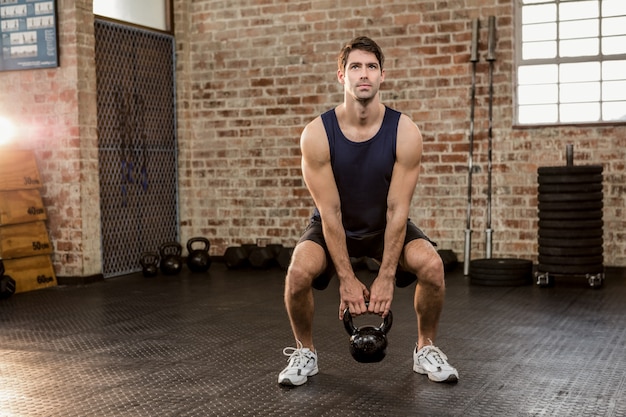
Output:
[515,0,626,125]
[93,0,171,32]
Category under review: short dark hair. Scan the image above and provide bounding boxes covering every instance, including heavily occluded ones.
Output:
[337,36,385,72]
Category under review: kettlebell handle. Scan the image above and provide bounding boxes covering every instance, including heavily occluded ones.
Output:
[187,237,210,253]
[343,304,393,335]
[140,251,160,267]
[160,241,182,256]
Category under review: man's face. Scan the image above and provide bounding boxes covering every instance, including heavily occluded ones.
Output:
[338,49,385,102]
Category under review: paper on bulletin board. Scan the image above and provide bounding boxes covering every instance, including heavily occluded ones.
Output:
[0,0,59,72]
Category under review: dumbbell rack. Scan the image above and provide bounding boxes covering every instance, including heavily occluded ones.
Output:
[536,158,604,288]
[0,150,57,294]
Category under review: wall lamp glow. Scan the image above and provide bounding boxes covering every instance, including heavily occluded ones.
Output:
[0,116,17,145]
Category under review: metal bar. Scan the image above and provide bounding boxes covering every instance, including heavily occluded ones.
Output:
[485,16,496,259]
[464,18,480,276]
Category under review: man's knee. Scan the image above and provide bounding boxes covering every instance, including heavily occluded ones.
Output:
[402,239,445,287]
[285,241,328,293]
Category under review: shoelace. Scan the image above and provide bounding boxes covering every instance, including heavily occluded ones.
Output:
[418,340,448,365]
[423,346,447,365]
[283,340,307,366]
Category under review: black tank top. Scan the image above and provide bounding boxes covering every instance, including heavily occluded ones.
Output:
[312,106,401,238]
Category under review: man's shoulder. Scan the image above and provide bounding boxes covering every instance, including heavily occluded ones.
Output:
[301,115,327,142]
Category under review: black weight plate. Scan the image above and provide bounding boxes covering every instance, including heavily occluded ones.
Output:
[470,258,533,270]
[537,165,603,176]
[538,174,603,185]
[538,210,603,220]
[538,183,603,194]
[538,201,603,212]
[469,258,533,286]
[469,266,532,279]
[469,276,532,287]
[539,246,603,256]
[538,228,603,239]
[538,255,603,265]
[538,219,603,230]
[536,263,603,275]
[538,192,603,203]
[538,237,603,248]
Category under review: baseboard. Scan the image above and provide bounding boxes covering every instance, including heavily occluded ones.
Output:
[56,274,104,286]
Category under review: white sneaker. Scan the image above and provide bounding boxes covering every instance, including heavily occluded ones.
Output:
[278,342,319,386]
[413,342,459,383]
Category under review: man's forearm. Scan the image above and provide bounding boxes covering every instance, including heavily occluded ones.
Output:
[321,216,354,281]
[379,213,407,279]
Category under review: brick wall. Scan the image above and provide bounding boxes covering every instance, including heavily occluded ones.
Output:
[175,0,626,266]
[0,0,100,277]
[1,0,624,279]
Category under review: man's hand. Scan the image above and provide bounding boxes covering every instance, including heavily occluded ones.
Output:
[367,275,394,317]
[338,276,370,319]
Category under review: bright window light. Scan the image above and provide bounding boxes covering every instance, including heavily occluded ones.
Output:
[516,0,626,124]
[0,116,17,145]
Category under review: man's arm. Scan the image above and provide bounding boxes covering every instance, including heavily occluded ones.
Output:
[368,114,423,316]
[300,118,369,317]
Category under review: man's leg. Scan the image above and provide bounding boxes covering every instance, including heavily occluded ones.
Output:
[401,238,458,383]
[278,240,328,386]
[284,240,328,351]
[401,238,446,349]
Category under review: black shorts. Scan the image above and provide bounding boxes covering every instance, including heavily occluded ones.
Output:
[297,219,436,289]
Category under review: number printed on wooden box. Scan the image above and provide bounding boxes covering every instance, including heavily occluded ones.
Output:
[0,221,53,259]
[0,150,42,191]
[0,189,47,226]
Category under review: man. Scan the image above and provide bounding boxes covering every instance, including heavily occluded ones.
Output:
[278,36,458,386]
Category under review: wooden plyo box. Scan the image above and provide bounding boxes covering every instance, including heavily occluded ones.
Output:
[0,189,47,226]
[0,150,42,191]
[1,255,57,293]
[0,221,53,260]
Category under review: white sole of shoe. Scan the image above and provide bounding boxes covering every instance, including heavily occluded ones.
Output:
[413,364,458,383]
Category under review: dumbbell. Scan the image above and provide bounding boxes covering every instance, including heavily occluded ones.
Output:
[248,244,283,269]
[277,247,294,270]
[224,246,250,269]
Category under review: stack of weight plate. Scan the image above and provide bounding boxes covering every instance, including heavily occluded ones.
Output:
[536,165,604,288]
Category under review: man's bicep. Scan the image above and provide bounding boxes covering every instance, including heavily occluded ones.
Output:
[300,123,341,217]
[302,156,340,216]
[388,119,422,211]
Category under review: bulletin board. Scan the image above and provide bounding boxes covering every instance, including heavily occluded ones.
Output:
[0,0,58,72]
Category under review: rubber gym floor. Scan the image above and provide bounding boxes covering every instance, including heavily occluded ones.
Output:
[1,262,625,417]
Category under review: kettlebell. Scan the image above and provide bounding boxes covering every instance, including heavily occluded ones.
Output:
[343,305,393,363]
[186,237,212,273]
[139,252,160,277]
[159,241,183,275]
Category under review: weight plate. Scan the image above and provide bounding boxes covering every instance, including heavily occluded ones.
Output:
[537,165,603,176]
[538,192,603,203]
[538,237,603,248]
[469,266,532,279]
[538,255,603,265]
[538,210,603,220]
[539,246,603,256]
[470,258,533,270]
[538,183,603,194]
[538,201,603,212]
[538,228,603,239]
[468,258,533,286]
[538,219,603,230]
[538,174,603,185]
[536,263,603,275]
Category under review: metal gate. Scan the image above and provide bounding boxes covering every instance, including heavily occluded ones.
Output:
[95,20,178,278]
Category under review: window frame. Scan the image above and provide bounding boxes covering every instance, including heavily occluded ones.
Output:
[514,0,626,127]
